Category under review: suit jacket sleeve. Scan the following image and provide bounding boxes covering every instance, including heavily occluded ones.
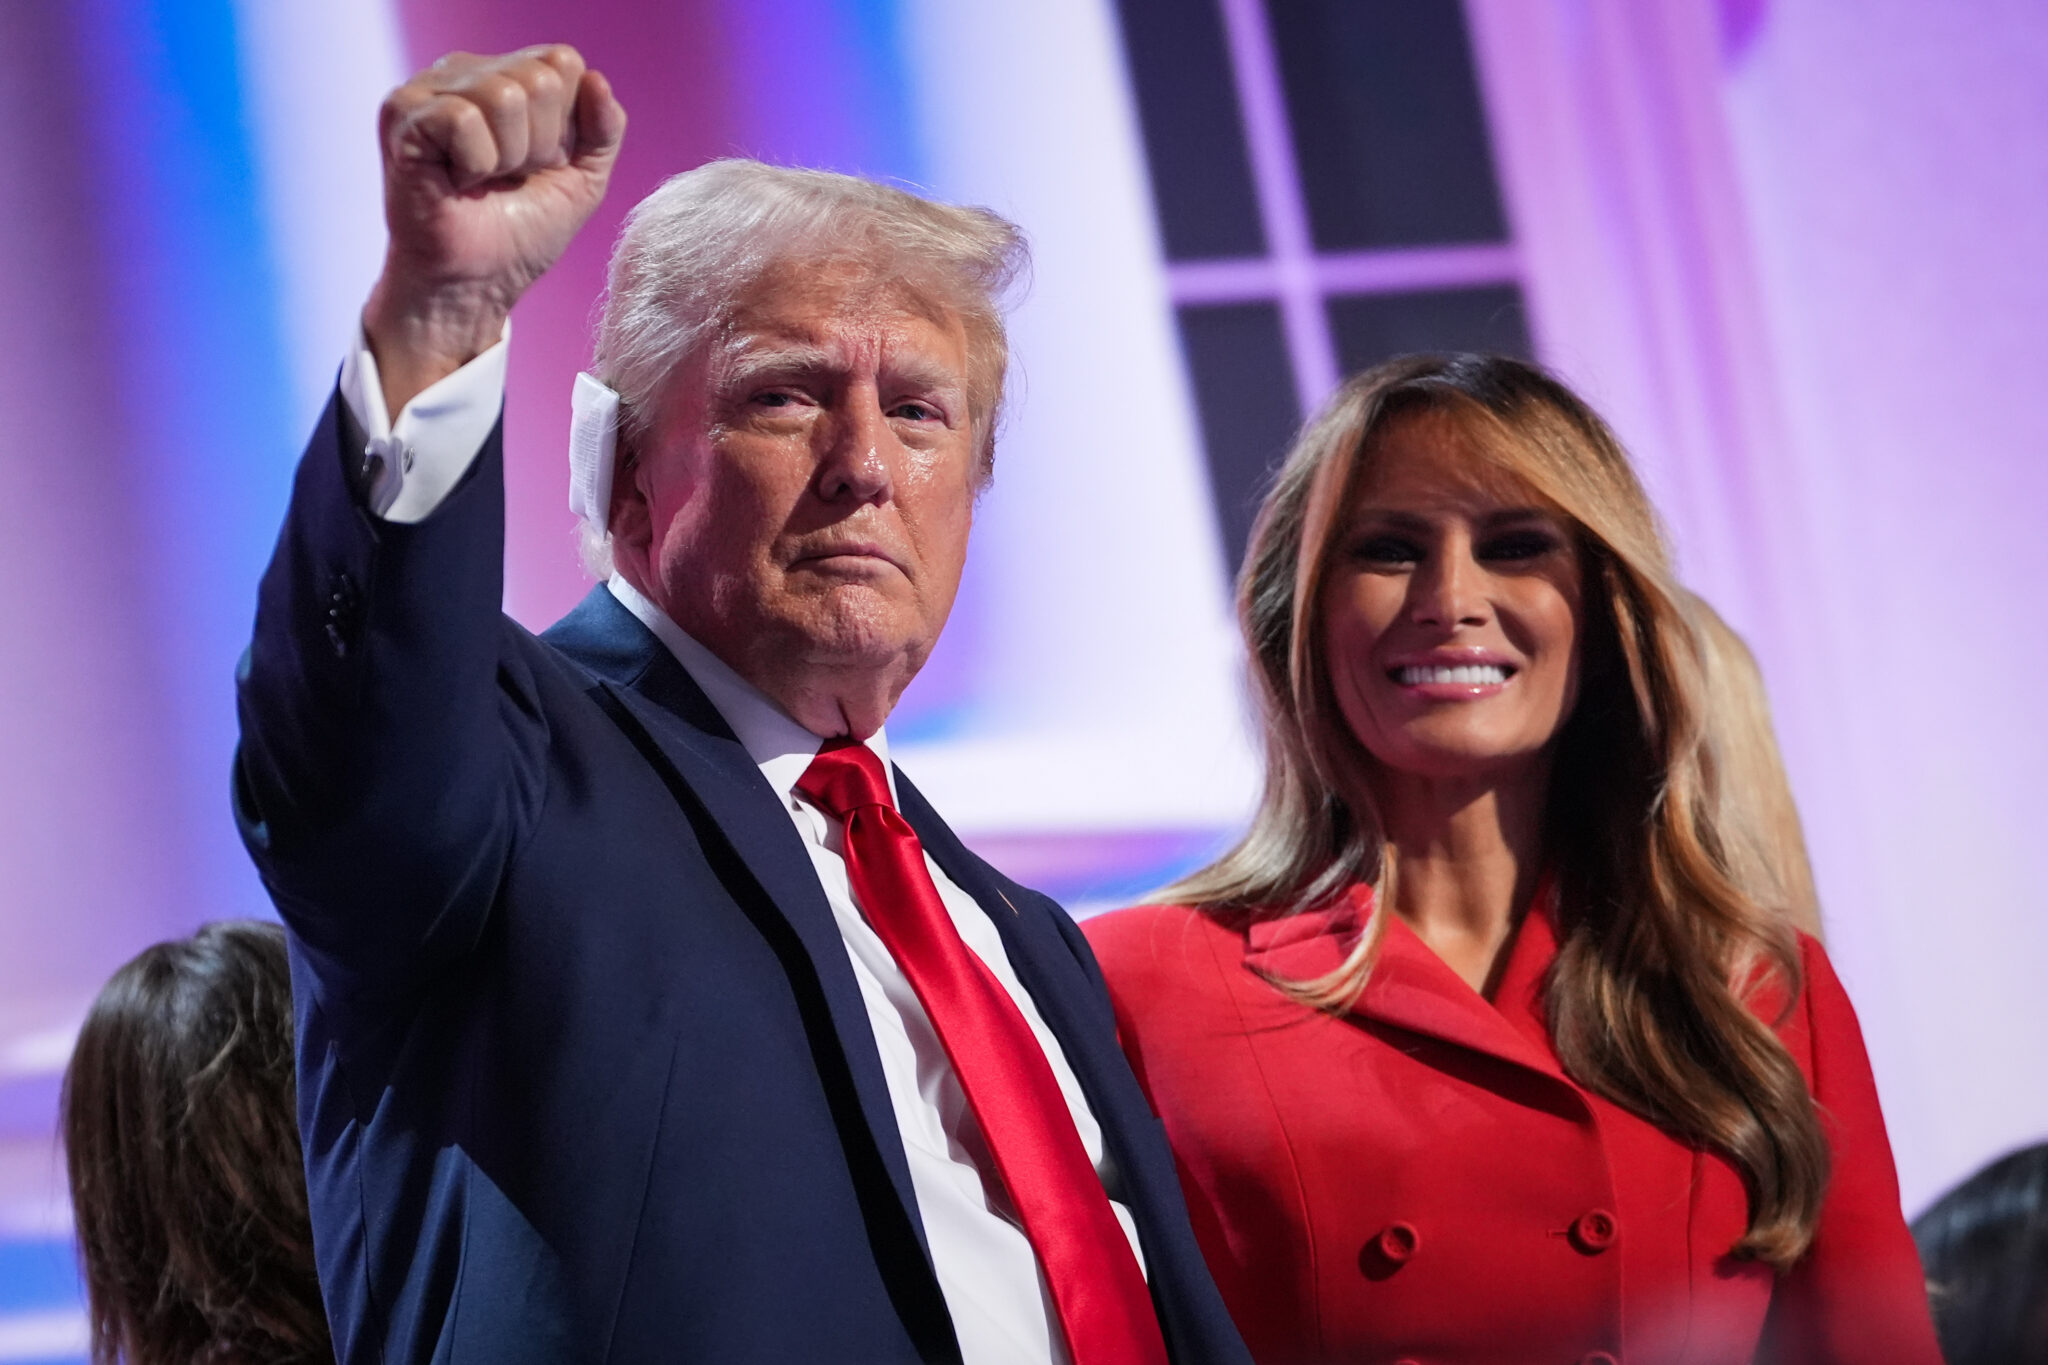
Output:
[1758,936,1943,1363]
[233,389,547,1005]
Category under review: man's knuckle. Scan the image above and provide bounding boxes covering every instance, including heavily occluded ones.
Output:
[478,73,529,112]
[525,63,565,100]
[443,97,490,139]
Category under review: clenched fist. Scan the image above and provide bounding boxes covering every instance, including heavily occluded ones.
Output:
[363,45,627,417]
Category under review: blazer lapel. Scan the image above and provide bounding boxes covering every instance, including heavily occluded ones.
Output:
[890,769,1136,1144]
[1242,885,1574,1089]
[543,589,934,1263]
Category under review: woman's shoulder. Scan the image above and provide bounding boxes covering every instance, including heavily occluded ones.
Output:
[1747,929,1872,1091]
[1788,931,1876,1069]
[1081,902,1243,992]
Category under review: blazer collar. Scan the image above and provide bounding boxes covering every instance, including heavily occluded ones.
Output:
[542,586,937,1267]
[1241,882,1572,1087]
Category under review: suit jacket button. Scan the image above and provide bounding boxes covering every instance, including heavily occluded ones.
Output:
[1375,1221,1419,1263]
[1579,1353,1619,1365]
[1393,1358,1421,1365]
[1571,1208,1618,1253]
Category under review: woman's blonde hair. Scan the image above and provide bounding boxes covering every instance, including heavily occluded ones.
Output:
[1686,592,1824,939]
[1164,352,1830,1265]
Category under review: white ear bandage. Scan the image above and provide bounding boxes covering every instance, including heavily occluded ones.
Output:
[568,372,622,534]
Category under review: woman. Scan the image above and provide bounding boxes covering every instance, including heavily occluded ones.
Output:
[1084,354,1939,1364]
[62,920,332,1365]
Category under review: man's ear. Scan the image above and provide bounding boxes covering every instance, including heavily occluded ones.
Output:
[604,435,652,564]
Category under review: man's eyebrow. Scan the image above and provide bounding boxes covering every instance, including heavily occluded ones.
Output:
[879,354,968,393]
[717,344,839,389]
[713,346,965,396]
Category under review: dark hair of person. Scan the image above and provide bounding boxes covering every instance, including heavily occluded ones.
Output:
[1163,353,1831,1265]
[60,919,331,1365]
[1912,1141,2048,1365]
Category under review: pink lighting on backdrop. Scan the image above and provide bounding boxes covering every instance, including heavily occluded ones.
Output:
[0,3,2045,1352]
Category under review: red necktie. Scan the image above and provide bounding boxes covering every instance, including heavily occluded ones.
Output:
[798,739,1169,1365]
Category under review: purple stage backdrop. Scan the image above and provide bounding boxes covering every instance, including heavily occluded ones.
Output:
[2,0,2044,1355]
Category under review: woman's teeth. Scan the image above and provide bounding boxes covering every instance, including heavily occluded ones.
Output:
[1395,664,1510,686]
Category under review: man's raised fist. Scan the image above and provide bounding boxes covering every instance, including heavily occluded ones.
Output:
[364,45,627,416]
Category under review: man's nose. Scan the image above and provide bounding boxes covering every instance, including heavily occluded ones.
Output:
[1409,548,1489,628]
[815,394,893,504]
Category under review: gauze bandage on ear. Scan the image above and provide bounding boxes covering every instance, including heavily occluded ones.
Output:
[568,372,622,534]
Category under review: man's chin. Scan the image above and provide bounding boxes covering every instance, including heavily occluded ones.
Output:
[776,602,932,673]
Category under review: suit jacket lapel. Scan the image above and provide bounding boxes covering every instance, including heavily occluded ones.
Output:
[543,588,934,1264]
[891,770,1134,1139]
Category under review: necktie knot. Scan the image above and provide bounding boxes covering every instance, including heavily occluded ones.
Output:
[796,738,892,821]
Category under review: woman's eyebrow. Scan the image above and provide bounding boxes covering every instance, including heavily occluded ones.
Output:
[1356,509,1433,533]
[1345,504,1558,534]
[1481,506,1561,527]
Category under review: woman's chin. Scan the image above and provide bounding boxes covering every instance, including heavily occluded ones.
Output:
[1368,731,1552,785]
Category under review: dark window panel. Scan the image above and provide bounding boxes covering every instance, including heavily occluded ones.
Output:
[1267,0,1509,250]
[1318,286,1531,376]
[1326,285,1531,376]
[1177,302,1302,573]
[1112,0,1267,260]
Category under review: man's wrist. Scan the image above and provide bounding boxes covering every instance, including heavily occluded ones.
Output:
[362,270,514,418]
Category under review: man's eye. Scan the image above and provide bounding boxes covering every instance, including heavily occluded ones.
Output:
[890,401,938,422]
[1479,531,1560,562]
[753,392,794,408]
[1352,535,1422,565]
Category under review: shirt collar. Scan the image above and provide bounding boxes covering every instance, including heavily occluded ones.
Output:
[606,575,895,807]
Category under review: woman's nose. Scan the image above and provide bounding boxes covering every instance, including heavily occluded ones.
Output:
[1409,549,1489,627]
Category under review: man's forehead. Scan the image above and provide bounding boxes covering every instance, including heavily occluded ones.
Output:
[712,274,969,373]
[727,258,958,335]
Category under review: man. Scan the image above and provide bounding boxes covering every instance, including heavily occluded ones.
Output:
[234,44,1250,1365]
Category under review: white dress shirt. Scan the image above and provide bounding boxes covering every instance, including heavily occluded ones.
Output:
[337,332,1143,1365]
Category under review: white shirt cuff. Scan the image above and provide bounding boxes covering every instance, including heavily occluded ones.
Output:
[338,320,510,524]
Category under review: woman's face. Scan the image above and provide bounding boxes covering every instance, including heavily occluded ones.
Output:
[1320,411,1586,786]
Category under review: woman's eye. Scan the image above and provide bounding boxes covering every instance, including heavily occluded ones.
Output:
[1479,531,1560,562]
[1352,535,1423,565]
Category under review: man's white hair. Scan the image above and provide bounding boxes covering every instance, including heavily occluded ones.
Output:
[583,159,1029,576]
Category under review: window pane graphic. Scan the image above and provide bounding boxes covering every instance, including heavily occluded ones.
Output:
[1112,0,1267,260]
[1267,0,1508,251]
[1326,285,1531,375]
[1177,302,1301,572]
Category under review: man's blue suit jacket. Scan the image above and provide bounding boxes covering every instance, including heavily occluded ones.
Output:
[233,392,1253,1364]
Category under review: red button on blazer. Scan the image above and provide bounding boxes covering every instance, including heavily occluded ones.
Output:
[1571,1209,1617,1254]
[1375,1222,1419,1264]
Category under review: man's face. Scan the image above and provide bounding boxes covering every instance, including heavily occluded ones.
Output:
[623,262,980,730]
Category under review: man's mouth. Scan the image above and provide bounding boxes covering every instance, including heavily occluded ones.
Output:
[794,542,901,572]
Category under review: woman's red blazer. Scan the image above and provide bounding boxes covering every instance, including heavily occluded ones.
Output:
[1083,889,1942,1365]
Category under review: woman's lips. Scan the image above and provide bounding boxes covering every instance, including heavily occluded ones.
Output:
[1385,661,1516,699]
[1392,663,1511,686]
